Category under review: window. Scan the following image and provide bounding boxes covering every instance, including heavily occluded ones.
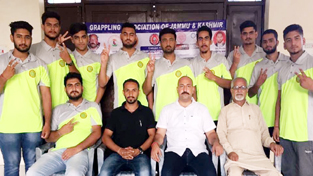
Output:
[48,0,81,3]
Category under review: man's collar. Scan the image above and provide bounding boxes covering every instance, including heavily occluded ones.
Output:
[67,98,88,108]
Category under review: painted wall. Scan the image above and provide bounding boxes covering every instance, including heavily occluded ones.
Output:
[0,0,44,53]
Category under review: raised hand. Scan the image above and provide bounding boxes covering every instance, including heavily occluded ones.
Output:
[101,43,110,65]
[256,68,268,87]
[58,42,72,64]
[203,67,217,81]
[58,118,79,136]
[295,69,313,91]
[233,46,241,64]
[147,53,156,73]
[58,31,71,45]
[1,60,18,81]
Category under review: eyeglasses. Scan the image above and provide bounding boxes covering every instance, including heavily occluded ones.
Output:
[231,86,247,90]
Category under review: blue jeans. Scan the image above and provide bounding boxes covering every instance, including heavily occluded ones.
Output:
[0,132,42,176]
[26,148,89,176]
[99,153,151,176]
[162,148,216,176]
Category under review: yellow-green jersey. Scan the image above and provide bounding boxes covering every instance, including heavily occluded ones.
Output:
[249,53,289,127]
[227,45,265,104]
[106,49,149,108]
[0,51,50,133]
[151,56,195,121]
[51,99,102,150]
[277,51,313,142]
[192,53,232,121]
[30,40,77,108]
[73,50,101,102]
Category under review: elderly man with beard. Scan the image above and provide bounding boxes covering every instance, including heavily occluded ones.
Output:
[227,20,266,104]
[88,34,104,54]
[99,79,155,176]
[248,29,289,158]
[27,72,102,176]
[151,76,223,176]
[217,77,283,176]
[99,22,153,109]
[0,21,51,176]
[143,28,195,121]
[30,11,79,109]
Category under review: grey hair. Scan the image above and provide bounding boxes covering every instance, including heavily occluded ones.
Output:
[231,77,247,88]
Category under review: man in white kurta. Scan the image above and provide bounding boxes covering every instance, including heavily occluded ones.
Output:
[217,77,283,176]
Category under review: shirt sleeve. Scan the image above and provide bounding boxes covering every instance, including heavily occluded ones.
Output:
[105,111,116,132]
[90,103,103,126]
[227,51,234,66]
[249,64,260,89]
[51,107,60,131]
[146,108,156,129]
[202,106,216,133]
[257,106,275,148]
[221,58,232,80]
[216,107,234,154]
[156,107,168,129]
[38,61,50,87]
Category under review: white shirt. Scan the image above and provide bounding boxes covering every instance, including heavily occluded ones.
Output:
[156,98,216,156]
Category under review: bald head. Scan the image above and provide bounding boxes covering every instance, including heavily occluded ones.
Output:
[177,76,194,102]
[231,77,248,102]
[231,77,247,88]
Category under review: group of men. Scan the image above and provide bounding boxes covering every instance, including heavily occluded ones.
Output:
[0,9,312,176]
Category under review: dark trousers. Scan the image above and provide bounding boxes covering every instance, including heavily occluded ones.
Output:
[263,127,274,158]
[161,148,216,176]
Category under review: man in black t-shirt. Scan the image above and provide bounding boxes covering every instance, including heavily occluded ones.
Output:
[99,78,156,176]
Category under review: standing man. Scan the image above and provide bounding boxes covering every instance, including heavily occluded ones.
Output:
[151,76,223,176]
[274,24,313,176]
[217,77,283,176]
[69,23,106,103]
[143,28,195,121]
[228,20,265,104]
[30,11,79,108]
[248,29,289,157]
[88,34,104,54]
[27,72,102,176]
[0,21,51,176]
[99,22,152,109]
[192,26,231,123]
[99,79,155,176]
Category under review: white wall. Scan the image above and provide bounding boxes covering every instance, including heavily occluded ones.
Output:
[0,0,44,53]
[265,0,313,55]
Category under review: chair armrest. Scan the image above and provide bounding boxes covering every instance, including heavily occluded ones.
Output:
[35,142,55,161]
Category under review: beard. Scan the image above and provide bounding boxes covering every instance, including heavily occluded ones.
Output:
[163,46,175,54]
[290,49,302,55]
[234,94,245,101]
[45,33,58,41]
[263,44,277,55]
[126,96,137,104]
[14,43,30,53]
[123,39,137,49]
[68,91,83,101]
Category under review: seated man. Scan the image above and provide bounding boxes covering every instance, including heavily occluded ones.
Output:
[99,79,156,176]
[151,76,224,176]
[27,72,102,176]
[217,77,283,176]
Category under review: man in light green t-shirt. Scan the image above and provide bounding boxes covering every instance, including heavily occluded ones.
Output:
[27,72,102,176]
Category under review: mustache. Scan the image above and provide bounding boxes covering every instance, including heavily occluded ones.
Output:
[70,91,79,94]
[182,92,189,95]
[127,96,135,99]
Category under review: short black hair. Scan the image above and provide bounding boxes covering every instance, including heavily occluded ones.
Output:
[42,11,61,25]
[123,78,139,90]
[262,29,278,41]
[240,20,257,33]
[196,26,213,40]
[69,23,87,36]
[159,28,176,40]
[9,21,33,36]
[121,22,136,32]
[64,72,83,87]
[283,24,303,39]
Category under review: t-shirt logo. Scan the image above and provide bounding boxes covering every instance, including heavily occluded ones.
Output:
[137,61,143,68]
[59,60,65,67]
[29,70,36,78]
[87,66,93,72]
[175,70,182,77]
[80,112,87,119]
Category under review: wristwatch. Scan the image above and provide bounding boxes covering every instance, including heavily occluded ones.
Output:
[66,61,74,66]
[138,147,144,154]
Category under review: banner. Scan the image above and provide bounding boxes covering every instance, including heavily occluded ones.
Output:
[86,20,226,58]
